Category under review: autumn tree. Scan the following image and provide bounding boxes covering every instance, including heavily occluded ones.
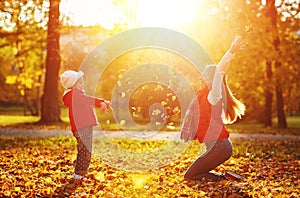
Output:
[0,0,47,114]
[265,0,299,127]
[238,0,299,127]
[40,0,61,123]
[186,0,300,127]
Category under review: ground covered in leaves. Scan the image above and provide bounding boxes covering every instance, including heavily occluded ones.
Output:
[0,136,299,197]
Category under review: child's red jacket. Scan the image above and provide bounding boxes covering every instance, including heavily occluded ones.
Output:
[62,89,104,132]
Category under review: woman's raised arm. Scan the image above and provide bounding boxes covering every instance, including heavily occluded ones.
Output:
[208,36,246,105]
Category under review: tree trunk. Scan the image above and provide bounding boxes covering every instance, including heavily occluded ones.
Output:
[275,60,287,128]
[40,0,61,123]
[23,88,35,116]
[276,79,287,128]
[264,62,273,127]
[35,74,42,116]
[266,0,287,128]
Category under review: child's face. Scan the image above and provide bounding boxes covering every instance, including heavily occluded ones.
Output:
[75,77,84,90]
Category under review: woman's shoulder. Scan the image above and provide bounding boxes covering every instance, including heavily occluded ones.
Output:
[196,86,209,96]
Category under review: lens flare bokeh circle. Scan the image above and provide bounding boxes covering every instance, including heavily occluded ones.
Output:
[78,27,215,171]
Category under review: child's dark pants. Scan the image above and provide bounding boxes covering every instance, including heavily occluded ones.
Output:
[73,126,93,176]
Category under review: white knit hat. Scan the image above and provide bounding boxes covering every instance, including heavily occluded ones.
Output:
[60,70,84,89]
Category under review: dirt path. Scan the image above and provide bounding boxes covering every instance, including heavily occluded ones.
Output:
[0,128,299,141]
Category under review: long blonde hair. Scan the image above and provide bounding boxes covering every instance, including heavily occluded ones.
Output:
[202,65,245,124]
[222,76,245,124]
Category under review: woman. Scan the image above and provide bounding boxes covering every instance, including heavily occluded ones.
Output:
[180,36,246,181]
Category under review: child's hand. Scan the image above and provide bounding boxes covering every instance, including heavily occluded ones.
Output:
[104,100,112,111]
[99,100,112,114]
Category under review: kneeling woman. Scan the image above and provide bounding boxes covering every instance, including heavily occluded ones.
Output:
[180,36,246,181]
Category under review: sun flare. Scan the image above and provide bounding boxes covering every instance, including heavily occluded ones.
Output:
[60,0,201,29]
[136,0,200,28]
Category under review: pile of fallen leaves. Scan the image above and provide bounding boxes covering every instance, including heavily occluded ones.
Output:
[0,135,299,197]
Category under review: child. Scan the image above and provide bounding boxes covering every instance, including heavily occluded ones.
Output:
[180,36,246,181]
[60,70,111,181]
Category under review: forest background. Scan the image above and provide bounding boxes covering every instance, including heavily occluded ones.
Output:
[0,0,299,197]
[0,0,299,130]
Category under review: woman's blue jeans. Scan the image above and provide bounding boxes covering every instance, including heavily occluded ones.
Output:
[184,138,232,181]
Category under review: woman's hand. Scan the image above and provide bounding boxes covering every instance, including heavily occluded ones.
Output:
[229,36,247,54]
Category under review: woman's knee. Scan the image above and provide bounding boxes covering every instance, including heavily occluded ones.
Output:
[226,142,233,159]
[221,139,233,160]
[184,171,195,180]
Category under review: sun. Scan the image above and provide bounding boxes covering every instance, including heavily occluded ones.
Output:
[60,0,201,29]
[136,0,200,28]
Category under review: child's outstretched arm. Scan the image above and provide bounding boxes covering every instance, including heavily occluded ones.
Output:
[73,91,112,113]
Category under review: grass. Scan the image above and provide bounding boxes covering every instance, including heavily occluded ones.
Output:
[0,115,40,125]
[0,107,70,130]
[226,120,300,135]
[0,106,299,135]
[282,116,300,128]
